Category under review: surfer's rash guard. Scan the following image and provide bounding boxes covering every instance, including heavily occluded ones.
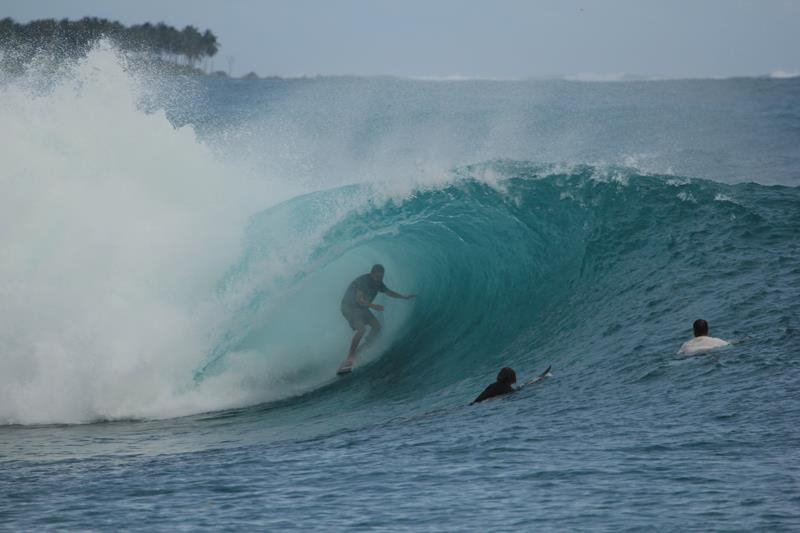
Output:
[341,274,387,310]
[471,381,516,404]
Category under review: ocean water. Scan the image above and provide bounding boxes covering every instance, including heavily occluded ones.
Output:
[1,45,799,531]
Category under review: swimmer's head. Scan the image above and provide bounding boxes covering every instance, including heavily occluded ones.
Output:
[693,319,709,337]
[497,367,517,385]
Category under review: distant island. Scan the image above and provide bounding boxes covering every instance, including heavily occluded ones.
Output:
[0,17,221,76]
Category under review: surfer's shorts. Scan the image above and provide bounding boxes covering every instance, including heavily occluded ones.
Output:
[341,305,377,331]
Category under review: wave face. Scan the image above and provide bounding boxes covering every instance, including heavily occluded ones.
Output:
[1,45,799,426]
[190,162,800,429]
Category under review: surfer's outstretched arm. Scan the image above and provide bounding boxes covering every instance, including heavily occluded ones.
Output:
[384,288,416,300]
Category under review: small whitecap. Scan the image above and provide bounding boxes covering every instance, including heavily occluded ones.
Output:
[677,191,697,203]
[588,165,630,186]
[714,193,736,203]
[610,172,629,185]
[666,177,690,187]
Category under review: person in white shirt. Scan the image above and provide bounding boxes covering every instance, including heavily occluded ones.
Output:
[678,319,729,356]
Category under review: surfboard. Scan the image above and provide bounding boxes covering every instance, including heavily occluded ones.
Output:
[337,359,354,375]
[523,365,552,386]
[336,340,374,375]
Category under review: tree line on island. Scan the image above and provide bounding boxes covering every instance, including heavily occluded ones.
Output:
[0,17,221,75]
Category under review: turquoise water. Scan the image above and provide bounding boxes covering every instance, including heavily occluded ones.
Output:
[1,47,799,530]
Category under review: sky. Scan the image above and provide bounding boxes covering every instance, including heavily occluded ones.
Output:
[2,0,799,79]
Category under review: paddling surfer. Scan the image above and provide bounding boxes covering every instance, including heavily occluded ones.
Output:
[471,365,552,404]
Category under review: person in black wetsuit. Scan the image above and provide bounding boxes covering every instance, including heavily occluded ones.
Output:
[471,367,518,404]
[471,365,552,404]
[339,264,415,371]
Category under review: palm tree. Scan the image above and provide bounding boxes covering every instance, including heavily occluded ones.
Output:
[1,17,220,74]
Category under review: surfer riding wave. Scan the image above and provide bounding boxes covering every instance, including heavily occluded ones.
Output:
[338,264,416,374]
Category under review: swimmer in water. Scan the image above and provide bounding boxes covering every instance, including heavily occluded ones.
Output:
[678,319,729,356]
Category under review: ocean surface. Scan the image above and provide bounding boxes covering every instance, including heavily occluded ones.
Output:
[1,44,799,531]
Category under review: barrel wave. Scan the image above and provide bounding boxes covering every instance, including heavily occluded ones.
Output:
[197,162,800,419]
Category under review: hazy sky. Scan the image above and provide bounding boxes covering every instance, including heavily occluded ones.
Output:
[3,0,799,79]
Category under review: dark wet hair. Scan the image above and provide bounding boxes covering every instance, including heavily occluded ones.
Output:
[693,319,709,337]
[371,264,385,274]
[497,367,517,385]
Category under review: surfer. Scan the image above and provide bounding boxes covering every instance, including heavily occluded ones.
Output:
[471,367,518,404]
[677,319,730,356]
[471,365,551,404]
[338,264,415,373]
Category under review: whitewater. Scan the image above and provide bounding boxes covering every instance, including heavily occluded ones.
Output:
[1,45,799,530]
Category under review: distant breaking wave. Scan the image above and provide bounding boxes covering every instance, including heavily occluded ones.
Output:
[770,70,800,79]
